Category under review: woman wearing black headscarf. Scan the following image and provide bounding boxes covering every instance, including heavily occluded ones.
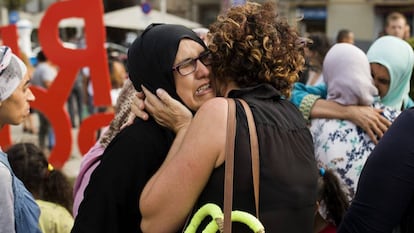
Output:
[139,2,317,233]
[71,24,215,233]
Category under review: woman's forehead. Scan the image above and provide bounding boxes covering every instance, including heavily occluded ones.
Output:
[176,40,205,60]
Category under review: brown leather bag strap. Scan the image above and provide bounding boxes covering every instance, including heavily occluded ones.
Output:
[239,99,260,218]
[224,98,236,233]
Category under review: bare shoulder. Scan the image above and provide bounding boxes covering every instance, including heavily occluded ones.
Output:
[196,97,229,117]
[191,97,229,141]
[190,97,229,166]
[191,98,230,127]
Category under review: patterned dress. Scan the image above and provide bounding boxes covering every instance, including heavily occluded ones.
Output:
[310,102,399,199]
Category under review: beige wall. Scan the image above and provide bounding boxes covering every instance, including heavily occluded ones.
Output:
[327,2,375,42]
[163,0,412,47]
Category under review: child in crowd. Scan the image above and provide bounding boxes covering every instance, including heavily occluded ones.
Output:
[315,168,349,233]
[7,143,74,233]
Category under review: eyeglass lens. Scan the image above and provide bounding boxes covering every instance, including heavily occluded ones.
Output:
[174,51,211,76]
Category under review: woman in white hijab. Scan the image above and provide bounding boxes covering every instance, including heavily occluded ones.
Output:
[0,45,39,233]
[310,43,400,231]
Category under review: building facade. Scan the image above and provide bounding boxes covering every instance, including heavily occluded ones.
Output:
[16,0,414,51]
[161,0,414,51]
[291,0,414,50]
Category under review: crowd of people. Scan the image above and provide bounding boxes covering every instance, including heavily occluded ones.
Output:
[1,1,414,233]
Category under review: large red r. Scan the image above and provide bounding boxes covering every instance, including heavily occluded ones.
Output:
[0,0,114,169]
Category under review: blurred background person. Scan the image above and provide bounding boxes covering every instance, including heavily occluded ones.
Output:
[66,28,85,129]
[106,54,128,113]
[31,50,57,153]
[81,67,95,116]
[382,11,410,40]
[336,29,355,44]
[315,168,349,233]
[95,57,126,113]
[7,142,74,233]
[299,32,331,85]
[67,70,84,129]
[93,53,128,138]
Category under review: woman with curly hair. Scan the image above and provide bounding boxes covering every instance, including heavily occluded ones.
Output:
[139,2,318,232]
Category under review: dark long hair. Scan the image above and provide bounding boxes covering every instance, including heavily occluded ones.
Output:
[318,168,349,226]
[6,142,73,214]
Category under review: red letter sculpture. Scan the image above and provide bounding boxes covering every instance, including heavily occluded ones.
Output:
[35,0,112,168]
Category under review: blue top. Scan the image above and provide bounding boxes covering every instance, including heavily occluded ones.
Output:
[0,151,41,233]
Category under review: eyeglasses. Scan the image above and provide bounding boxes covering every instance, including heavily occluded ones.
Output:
[172,50,212,76]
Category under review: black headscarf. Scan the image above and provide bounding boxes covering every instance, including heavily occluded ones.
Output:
[127,23,207,103]
[72,24,209,233]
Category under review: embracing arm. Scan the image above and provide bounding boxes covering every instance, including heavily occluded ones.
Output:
[140,86,194,163]
[291,82,391,144]
[290,82,327,120]
[311,99,390,144]
[139,98,228,233]
[141,86,193,133]
[128,86,193,133]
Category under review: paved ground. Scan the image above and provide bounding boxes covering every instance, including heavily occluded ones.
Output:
[10,119,82,180]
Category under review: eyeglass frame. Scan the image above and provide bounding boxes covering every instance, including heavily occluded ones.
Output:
[172,50,212,76]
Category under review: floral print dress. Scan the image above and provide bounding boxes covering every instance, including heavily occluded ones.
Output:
[310,102,399,199]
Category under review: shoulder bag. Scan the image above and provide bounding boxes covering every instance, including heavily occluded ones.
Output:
[183,98,264,233]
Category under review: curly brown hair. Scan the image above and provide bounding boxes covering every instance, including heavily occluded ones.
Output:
[208,1,304,98]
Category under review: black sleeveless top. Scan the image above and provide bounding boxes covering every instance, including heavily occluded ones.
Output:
[338,108,414,233]
[192,84,318,233]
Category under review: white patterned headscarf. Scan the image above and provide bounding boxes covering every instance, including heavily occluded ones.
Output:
[0,46,27,101]
[323,43,378,105]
